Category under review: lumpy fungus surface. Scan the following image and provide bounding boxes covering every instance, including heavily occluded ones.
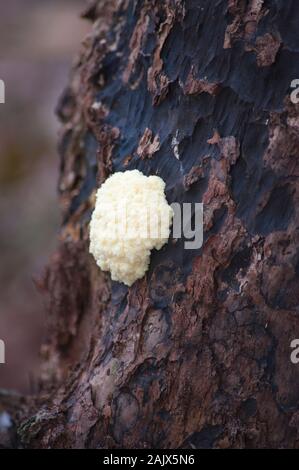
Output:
[89,170,173,286]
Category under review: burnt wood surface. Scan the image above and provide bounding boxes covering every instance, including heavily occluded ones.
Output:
[1,0,299,449]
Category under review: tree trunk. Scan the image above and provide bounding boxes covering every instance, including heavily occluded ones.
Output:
[2,0,299,449]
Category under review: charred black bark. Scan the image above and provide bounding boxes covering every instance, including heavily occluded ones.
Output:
[2,0,299,449]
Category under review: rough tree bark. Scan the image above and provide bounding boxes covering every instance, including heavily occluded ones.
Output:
[2,0,299,449]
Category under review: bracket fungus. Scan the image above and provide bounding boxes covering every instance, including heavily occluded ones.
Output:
[89,170,173,286]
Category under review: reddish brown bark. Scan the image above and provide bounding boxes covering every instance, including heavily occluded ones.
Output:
[1,0,299,449]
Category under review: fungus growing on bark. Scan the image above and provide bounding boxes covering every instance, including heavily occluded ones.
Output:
[89,170,173,286]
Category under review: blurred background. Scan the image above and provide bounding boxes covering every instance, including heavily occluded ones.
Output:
[0,0,89,392]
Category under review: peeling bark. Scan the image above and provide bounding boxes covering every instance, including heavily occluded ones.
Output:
[137,128,160,159]
[2,0,299,449]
